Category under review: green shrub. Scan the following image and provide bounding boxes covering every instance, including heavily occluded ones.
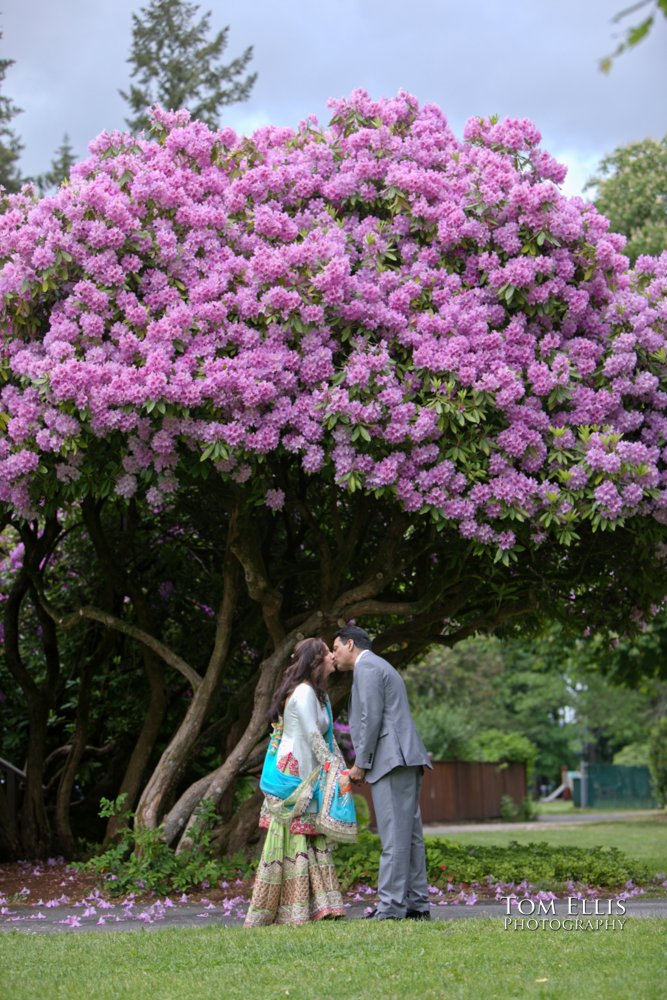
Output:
[471,728,538,768]
[499,794,540,822]
[352,793,370,832]
[648,717,667,808]
[333,831,381,889]
[613,741,650,766]
[426,838,650,888]
[333,833,650,890]
[412,704,476,761]
[77,795,254,896]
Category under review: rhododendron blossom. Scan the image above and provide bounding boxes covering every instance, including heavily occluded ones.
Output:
[0,90,666,555]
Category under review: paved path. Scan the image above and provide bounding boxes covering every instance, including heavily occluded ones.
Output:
[423,809,661,835]
[1,896,666,933]
[3,810,664,934]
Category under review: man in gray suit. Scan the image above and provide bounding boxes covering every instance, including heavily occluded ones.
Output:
[332,625,432,920]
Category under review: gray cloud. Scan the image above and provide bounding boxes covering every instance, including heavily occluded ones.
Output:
[2,0,665,192]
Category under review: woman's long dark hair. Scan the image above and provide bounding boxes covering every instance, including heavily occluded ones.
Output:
[268,638,329,723]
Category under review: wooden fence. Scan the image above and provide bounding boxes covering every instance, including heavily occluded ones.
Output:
[356,760,527,825]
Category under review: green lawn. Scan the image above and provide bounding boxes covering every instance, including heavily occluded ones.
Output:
[436,814,667,878]
[537,802,656,816]
[3,815,664,1000]
[1,918,665,1000]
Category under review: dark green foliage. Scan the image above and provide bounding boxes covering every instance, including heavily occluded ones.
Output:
[499,793,540,822]
[424,838,651,887]
[38,134,77,194]
[78,795,254,895]
[0,32,22,193]
[471,730,539,769]
[587,135,667,261]
[605,607,667,685]
[410,704,477,762]
[405,629,665,789]
[333,831,652,890]
[648,717,667,808]
[120,0,256,132]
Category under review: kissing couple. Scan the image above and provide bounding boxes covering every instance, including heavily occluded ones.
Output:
[244,625,431,926]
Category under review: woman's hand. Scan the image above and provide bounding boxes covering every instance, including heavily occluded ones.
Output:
[338,770,352,795]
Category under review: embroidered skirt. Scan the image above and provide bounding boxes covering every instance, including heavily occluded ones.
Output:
[244,819,345,926]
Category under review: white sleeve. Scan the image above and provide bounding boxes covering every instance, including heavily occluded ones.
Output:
[290,685,337,767]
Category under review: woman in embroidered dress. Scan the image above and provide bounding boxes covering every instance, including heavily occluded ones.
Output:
[244,637,351,926]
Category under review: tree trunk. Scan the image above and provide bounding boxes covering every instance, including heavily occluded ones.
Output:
[133,652,229,833]
[54,697,90,858]
[172,666,282,850]
[3,519,61,859]
[104,651,167,844]
[171,610,325,852]
[21,693,51,857]
[54,639,106,856]
[134,547,239,832]
[0,785,21,860]
[78,499,179,840]
[170,538,399,852]
[212,788,263,856]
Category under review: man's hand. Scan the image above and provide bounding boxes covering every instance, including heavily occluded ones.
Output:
[348,764,366,784]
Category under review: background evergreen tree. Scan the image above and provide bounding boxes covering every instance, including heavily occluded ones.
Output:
[0,32,23,193]
[120,0,256,132]
[38,134,77,194]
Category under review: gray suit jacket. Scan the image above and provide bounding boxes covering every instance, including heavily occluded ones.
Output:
[349,651,432,783]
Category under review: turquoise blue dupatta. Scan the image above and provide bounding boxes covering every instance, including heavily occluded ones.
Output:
[259,700,357,843]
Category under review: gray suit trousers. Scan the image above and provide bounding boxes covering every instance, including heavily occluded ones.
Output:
[370,765,429,917]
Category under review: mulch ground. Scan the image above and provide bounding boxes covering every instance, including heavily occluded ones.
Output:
[0,858,253,907]
[3,857,662,912]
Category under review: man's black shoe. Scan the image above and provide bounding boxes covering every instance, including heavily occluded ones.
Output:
[364,908,400,920]
[405,909,431,920]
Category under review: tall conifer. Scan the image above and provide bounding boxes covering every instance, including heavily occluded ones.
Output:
[120,0,256,132]
[0,31,23,193]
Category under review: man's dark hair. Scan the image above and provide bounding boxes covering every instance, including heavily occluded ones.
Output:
[334,625,372,650]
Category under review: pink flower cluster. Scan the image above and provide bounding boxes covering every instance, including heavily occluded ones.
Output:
[1,91,666,549]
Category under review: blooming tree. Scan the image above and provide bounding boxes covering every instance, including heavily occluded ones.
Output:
[1,91,666,854]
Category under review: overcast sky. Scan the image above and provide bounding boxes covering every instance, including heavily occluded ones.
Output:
[2,0,666,197]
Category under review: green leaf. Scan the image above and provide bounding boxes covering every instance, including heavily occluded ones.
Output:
[627,16,654,48]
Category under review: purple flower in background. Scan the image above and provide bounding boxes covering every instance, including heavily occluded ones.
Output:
[265,489,285,511]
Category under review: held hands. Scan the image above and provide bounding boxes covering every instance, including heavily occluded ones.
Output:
[348,764,366,785]
[326,761,356,792]
[338,770,352,795]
